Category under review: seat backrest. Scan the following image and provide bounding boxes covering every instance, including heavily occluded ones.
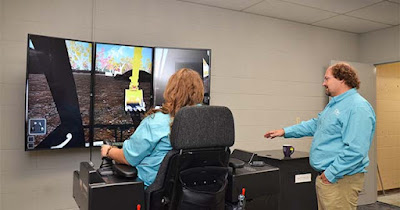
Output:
[145,105,235,210]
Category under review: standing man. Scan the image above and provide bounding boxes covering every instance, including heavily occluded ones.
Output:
[264,63,376,210]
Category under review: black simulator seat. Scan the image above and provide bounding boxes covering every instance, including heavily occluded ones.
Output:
[145,105,235,210]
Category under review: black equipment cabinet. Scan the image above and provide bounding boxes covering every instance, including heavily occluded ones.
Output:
[226,149,280,210]
[254,150,318,210]
[226,163,280,209]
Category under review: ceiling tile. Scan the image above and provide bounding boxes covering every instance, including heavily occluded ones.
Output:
[313,15,391,33]
[281,0,383,14]
[244,0,337,24]
[177,0,264,11]
[347,1,399,25]
[388,0,400,4]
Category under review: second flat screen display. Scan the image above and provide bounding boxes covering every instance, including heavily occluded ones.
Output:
[153,47,211,106]
[93,43,153,145]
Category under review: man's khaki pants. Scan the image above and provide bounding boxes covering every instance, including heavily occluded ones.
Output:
[316,173,365,210]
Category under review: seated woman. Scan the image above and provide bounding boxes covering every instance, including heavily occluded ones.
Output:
[101,68,204,186]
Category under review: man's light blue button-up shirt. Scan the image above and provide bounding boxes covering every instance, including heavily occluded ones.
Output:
[284,88,376,183]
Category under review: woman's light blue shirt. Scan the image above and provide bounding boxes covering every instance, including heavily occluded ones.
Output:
[123,112,172,186]
[284,88,376,183]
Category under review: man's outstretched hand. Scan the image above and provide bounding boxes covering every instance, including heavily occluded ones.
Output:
[264,129,285,139]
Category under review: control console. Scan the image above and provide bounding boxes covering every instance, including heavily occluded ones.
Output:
[73,162,144,210]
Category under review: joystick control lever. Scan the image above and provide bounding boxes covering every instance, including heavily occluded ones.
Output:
[98,140,114,176]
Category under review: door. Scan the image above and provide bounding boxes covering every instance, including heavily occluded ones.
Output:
[375,62,400,191]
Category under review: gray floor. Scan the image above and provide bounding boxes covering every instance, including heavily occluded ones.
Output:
[358,189,400,210]
[377,189,400,207]
[358,201,400,210]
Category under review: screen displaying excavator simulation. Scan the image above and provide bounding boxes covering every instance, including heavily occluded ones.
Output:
[93,43,153,146]
[25,34,92,150]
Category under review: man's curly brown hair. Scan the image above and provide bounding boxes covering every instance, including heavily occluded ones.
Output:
[330,63,360,89]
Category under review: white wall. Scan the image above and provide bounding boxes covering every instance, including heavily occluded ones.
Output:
[0,0,365,209]
[359,26,400,64]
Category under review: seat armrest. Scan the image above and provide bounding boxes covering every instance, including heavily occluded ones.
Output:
[229,158,245,169]
[113,164,138,178]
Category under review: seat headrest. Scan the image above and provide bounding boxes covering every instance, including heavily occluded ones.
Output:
[170,106,235,149]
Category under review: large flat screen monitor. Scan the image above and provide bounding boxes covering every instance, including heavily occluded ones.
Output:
[25,34,92,150]
[25,35,211,151]
[153,47,211,106]
[93,42,153,146]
